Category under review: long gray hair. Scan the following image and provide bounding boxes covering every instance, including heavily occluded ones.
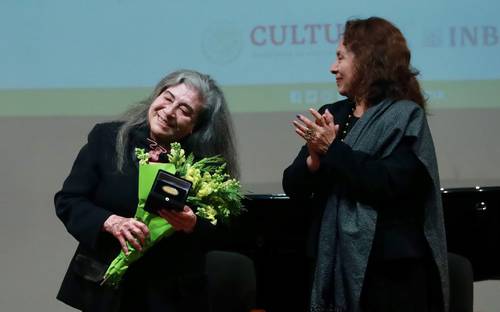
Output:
[115,69,239,177]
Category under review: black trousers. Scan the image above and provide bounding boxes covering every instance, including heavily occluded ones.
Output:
[360,258,442,312]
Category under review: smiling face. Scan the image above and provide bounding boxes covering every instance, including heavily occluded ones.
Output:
[330,38,357,98]
[148,83,204,144]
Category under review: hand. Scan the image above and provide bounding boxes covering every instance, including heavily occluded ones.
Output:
[293,108,339,155]
[158,205,197,233]
[103,215,150,255]
[306,151,321,173]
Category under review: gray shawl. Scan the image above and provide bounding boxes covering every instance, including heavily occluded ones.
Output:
[310,99,449,312]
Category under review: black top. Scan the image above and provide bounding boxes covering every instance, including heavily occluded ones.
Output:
[283,99,431,260]
[55,122,218,311]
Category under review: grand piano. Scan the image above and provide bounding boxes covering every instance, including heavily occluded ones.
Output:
[221,187,500,311]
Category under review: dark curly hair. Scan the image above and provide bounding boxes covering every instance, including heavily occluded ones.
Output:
[343,17,426,109]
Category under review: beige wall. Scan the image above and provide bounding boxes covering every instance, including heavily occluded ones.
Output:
[1,109,500,311]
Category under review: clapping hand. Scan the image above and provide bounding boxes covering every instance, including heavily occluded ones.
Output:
[292,108,338,172]
[293,108,338,155]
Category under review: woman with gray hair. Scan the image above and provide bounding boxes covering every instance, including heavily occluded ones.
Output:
[55,69,239,311]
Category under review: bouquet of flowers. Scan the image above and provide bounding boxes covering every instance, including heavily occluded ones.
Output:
[102,142,244,287]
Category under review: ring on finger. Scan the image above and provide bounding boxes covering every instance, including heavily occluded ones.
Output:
[304,128,315,141]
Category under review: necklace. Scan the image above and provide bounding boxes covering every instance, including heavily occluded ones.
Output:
[146,138,169,162]
[340,105,357,142]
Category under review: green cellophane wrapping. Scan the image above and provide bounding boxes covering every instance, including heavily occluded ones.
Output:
[102,162,175,287]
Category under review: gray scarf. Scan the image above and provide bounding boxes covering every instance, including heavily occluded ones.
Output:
[310,99,449,312]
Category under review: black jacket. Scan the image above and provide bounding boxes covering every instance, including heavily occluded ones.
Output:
[282,99,430,261]
[55,122,216,311]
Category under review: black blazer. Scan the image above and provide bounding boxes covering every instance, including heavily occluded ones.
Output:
[55,122,216,311]
[282,100,430,261]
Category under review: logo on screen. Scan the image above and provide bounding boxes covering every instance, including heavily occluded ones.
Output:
[202,22,244,64]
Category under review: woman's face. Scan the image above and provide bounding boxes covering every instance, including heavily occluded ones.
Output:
[148,83,204,144]
[330,38,357,98]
